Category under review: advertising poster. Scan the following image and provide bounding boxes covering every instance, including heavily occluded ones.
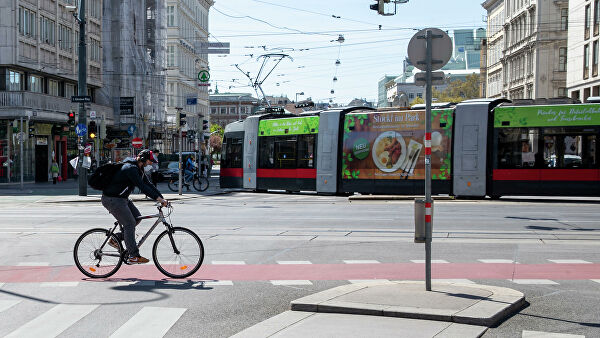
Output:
[341,109,453,180]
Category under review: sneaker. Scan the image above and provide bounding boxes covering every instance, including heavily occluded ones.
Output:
[127,256,150,264]
[108,238,120,250]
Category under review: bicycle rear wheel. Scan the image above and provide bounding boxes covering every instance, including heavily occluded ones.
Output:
[193,176,209,192]
[152,227,204,278]
[73,228,123,278]
[167,178,179,192]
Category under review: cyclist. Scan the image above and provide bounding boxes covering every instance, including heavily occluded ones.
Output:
[184,155,196,186]
[102,149,169,264]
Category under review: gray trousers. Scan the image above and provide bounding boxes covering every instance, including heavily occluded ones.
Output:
[101,196,141,257]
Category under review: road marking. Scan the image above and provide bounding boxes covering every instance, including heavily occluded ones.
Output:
[0,282,4,288]
[116,281,156,287]
[5,304,98,338]
[548,259,592,264]
[592,279,600,284]
[276,260,312,264]
[211,261,246,265]
[40,282,79,287]
[270,280,313,286]
[193,280,234,287]
[109,307,186,338]
[348,279,390,284]
[343,260,380,264]
[0,300,21,313]
[478,259,518,264]
[17,262,50,266]
[433,279,475,284]
[411,260,449,264]
[522,330,585,338]
[509,279,559,285]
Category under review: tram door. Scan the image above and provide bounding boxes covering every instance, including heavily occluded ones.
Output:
[35,142,48,182]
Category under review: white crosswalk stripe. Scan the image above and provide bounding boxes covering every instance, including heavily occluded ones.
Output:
[592,279,600,284]
[522,330,585,337]
[5,304,99,338]
[509,279,559,285]
[547,259,592,264]
[109,307,186,338]
[270,280,313,286]
[0,300,21,313]
[193,280,234,287]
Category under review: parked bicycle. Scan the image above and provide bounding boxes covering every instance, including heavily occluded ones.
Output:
[73,204,204,279]
[167,169,209,192]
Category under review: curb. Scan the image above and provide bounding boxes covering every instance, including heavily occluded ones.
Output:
[349,195,455,201]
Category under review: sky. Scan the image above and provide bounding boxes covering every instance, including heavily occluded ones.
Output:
[208,0,486,105]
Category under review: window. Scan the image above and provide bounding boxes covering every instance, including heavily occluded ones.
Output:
[65,83,75,98]
[6,70,24,91]
[221,136,243,168]
[89,39,100,62]
[594,40,599,76]
[40,16,55,45]
[167,45,175,67]
[29,75,42,93]
[558,87,567,97]
[595,1,600,36]
[229,107,236,115]
[496,128,539,168]
[59,25,72,51]
[48,79,58,96]
[543,128,597,168]
[561,8,568,31]
[18,7,36,38]
[274,136,296,169]
[586,5,591,40]
[220,107,226,114]
[584,44,590,79]
[297,135,316,168]
[558,47,567,72]
[167,6,175,27]
[211,107,217,114]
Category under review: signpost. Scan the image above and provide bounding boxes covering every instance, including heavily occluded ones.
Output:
[71,95,92,103]
[75,124,88,137]
[132,137,143,149]
[408,27,452,292]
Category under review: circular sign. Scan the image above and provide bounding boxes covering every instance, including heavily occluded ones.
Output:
[407,28,452,71]
[132,137,143,149]
[198,70,210,82]
[84,144,92,155]
[352,138,370,160]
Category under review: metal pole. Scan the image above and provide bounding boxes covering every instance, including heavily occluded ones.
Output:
[177,108,183,195]
[424,29,433,291]
[19,117,23,190]
[77,0,87,196]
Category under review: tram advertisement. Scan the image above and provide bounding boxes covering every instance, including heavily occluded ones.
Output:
[341,109,453,180]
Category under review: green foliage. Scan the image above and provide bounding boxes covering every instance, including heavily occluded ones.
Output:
[210,124,224,137]
[432,73,480,103]
[410,97,424,106]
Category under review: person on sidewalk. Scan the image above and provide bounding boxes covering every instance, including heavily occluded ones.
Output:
[101,149,169,264]
[50,161,60,184]
[150,149,160,186]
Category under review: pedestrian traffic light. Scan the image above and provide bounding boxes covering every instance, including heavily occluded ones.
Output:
[68,111,76,127]
[202,119,209,130]
[178,112,187,126]
[28,126,35,138]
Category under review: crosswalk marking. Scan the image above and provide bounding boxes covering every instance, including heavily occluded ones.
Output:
[348,279,390,284]
[411,260,449,264]
[0,282,4,288]
[116,281,156,287]
[193,280,234,287]
[509,279,559,285]
[5,304,99,338]
[40,282,79,287]
[592,279,600,284]
[276,260,312,264]
[522,330,585,338]
[17,262,50,266]
[109,307,186,338]
[548,259,592,264]
[478,259,518,264]
[211,261,246,265]
[0,300,21,313]
[270,280,313,286]
[343,260,380,264]
[433,279,475,284]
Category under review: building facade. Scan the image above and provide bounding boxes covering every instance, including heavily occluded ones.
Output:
[165,0,212,153]
[567,0,600,101]
[377,75,397,107]
[209,93,260,128]
[0,0,114,183]
[482,0,568,100]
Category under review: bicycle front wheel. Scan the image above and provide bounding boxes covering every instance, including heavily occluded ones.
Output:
[73,228,123,278]
[167,178,179,192]
[152,227,204,278]
[192,176,209,192]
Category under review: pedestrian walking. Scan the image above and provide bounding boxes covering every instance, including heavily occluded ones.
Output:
[50,161,60,184]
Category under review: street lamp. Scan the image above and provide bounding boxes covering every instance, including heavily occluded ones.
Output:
[295,92,304,102]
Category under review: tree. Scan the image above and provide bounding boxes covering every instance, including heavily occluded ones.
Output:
[433,73,480,102]
[209,133,222,155]
[410,97,424,106]
[210,123,224,137]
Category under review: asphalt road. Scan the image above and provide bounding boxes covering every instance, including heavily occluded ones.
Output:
[0,192,599,337]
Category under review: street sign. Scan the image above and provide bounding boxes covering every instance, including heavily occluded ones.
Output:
[198,70,210,82]
[186,97,198,105]
[127,124,137,136]
[71,96,92,103]
[407,28,452,71]
[132,137,143,149]
[75,124,87,137]
[89,110,96,119]
[119,97,135,115]
[198,42,230,54]
[415,71,446,87]
[84,144,92,155]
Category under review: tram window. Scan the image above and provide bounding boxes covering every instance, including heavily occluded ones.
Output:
[297,135,316,168]
[222,137,243,168]
[497,128,540,168]
[274,136,297,169]
[258,137,275,169]
[543,127,597,168]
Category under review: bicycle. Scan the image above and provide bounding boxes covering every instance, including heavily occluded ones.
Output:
[73,204,204,279]
[167,170,209,192]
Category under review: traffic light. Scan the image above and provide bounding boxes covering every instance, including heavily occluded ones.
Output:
[88,121,97,139]
[28,126,35,138]
[202,119,209,130]
[187,130,195,141]
[178,111,187,126]
[68,111,76,127]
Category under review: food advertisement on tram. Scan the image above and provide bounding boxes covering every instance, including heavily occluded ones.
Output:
[341,109,453,180]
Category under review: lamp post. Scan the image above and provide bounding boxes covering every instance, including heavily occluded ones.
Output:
[295,92,304,103]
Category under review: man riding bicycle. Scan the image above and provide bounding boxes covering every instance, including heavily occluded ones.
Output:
[184,155,196,186]
[102,149,169,264]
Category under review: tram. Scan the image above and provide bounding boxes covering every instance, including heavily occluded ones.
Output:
[220,99,600,198]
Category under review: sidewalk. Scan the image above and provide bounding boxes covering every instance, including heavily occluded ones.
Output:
[233,281,526,338]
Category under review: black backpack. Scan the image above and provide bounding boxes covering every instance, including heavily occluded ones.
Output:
[88,162,124,191]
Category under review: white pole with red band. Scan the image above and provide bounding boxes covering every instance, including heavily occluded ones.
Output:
[424,29,433,292]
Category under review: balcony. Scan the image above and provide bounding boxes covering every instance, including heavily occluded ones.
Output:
[0,91,114,123]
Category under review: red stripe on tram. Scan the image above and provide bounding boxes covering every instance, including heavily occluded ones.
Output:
[493,169,600,181]
[257,169,317,179]
[220,168,243,177]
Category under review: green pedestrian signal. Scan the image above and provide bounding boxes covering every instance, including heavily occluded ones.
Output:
[198,70,210,82]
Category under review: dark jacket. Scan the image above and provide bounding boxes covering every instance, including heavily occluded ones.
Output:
[103,161,163,200]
